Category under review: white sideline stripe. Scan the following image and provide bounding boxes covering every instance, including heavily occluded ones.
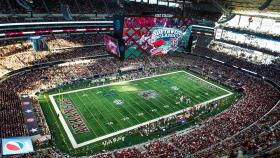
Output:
[49,96,78,148]
[183,71,231,94]
[52,71,231,96]
[49,71,233,148]
[52,71,184,96]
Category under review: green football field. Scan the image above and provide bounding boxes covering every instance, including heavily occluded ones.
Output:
[48,71,232,149]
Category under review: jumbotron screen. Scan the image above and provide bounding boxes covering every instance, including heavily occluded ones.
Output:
[103,35,121,57]
[123,16,193,57]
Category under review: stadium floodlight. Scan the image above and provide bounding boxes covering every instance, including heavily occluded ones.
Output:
[26,0,33,4]
[177,0,192,3]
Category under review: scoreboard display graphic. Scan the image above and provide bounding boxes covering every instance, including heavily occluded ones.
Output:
[103,35,121,57]
[123,16,193,58]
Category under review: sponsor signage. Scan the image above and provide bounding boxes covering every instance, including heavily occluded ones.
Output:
[21,95,40,136]
[113,15,124,38]
[2,137,34,155]
[155,14,173,18]
[215,28,223,40]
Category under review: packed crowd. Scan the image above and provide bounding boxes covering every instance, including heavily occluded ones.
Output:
[0,50,279,157]
[0,56,167,142]
[0,1,279,157]
[171,56,279,157]
[45,33,103,49]
[0,33,104,57]
[0,89,28,138]
[194,46,280,85]
[208,41,278,64]
[98,55,279,158]
[0,34,107,76]
[218,30,280,55]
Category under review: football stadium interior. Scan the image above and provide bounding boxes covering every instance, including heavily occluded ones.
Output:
[0,0,280,157]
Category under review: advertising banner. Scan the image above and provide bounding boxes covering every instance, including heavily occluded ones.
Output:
[2,137,34,156]
[21,94,40,136]
[113,15,124,38]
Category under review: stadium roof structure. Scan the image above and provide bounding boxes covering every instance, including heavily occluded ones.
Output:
[216,0,280,12]
[129,0,280,15]
[127,0,182,7]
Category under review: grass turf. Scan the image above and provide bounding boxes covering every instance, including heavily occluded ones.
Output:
[48,71,230,148]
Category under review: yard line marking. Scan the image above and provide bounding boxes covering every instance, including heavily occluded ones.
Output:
[49,71,234,148]
[149,75,210,112]
[95,96,133,130]
[83,93,232,148]
[52,71,185,96]
[182,71,231,94]
[139,80,176,115]
[98,86,139,127]
[138,76,190,116]
[115,80,162,120]
[127,89,164,119]
[73,92,108,135]
[84,90,122,132]
[124,93,156,121]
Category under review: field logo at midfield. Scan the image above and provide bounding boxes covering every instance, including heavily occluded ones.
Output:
[171,86,179,91]
[114,99,124,105]
[62,98,90,134]
[138,90,159,100]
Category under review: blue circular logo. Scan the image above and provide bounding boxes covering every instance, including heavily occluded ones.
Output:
[114,19,121,31]
[6,141,24,151]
